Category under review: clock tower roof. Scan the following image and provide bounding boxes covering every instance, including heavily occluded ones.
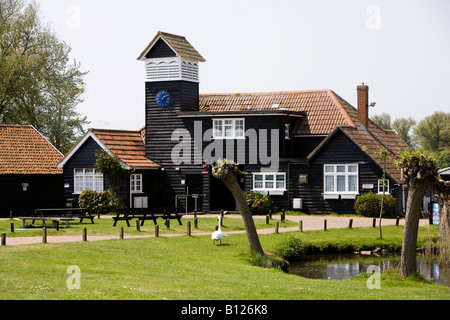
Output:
[137,31,206,62]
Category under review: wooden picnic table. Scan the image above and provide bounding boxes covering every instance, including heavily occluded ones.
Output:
[19,217,75,229]
[34,208,95,223]
[112,208,185,227]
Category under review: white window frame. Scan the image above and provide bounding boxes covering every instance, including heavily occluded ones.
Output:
[73,168,104,194]
[130,174,143,193]
[212,118,245,139]
[253,172,286,194]
[378,179,389,194]
[323,164,359,198]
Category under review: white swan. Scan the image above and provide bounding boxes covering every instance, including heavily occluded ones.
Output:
[212,216,226,244]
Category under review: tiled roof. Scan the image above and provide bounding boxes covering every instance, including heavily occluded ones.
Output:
[0,125,62,175]
[199,89,409,183]
[90,128,158,170]
[199,90,355,135]
[137,31,206,62]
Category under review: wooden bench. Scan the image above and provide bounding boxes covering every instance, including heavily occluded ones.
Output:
[20,217,75,229]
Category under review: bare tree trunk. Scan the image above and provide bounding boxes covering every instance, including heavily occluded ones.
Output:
[220,173,265,255]
[434,179,450,267]
[400,180,427,276]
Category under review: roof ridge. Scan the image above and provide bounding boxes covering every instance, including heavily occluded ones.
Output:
[199,89,330,96]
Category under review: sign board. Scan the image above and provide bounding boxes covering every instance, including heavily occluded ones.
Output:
[432,203,439,226]
[362,184,374,189]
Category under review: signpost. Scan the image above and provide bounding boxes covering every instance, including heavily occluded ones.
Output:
[432,203,439,226]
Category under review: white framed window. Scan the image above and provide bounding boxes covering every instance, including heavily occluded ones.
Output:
[378,179,389,194]
[323,164,358,197]
[74,168,103,194]
[213,119,245,139]
[253,172,286,193]
[130,174,143,193]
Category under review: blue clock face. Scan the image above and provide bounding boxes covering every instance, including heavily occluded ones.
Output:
[155,90,171,108]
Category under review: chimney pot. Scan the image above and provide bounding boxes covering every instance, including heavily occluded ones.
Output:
[357,83,369,129]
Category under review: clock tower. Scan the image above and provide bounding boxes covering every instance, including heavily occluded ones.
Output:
[137,31,206,209]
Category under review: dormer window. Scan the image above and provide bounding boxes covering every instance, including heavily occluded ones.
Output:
[213,119,245,139]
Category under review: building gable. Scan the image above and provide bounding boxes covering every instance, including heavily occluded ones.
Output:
[145,38,177,59]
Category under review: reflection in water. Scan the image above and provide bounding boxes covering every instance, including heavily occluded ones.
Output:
[289,254,450,287]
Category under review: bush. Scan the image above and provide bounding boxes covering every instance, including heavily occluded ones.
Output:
[354,192,396,217]
[244,190,277,215]
[249,251,289,272]
[78,190,125,215]
[273,235,306,262]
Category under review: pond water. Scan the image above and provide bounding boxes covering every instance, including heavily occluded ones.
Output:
[289,253,450,287]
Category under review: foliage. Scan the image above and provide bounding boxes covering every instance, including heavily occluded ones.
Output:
[78,189,124,215]
[273,235,306,262]
[394,148,438,185]
[392,117,417,148]
[95,150,129,194]
[244,190,277,215]
[354,192,396,218]
[371,113,392,130]
[0,0,88,154]
[413,111,450,168]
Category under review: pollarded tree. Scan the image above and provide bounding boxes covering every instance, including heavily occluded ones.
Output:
[212,159,265,256]
[395,148,438,276]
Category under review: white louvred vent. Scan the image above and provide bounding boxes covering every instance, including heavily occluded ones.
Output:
[145,57,198,82]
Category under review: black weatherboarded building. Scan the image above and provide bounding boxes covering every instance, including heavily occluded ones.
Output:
[59,31,410,215]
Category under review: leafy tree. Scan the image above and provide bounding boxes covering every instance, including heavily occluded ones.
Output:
[212,159,264,256]
[0,0,88,154]
[371,113,392,130]
[95,150,129,195]
[395,148,438,276]
[392,117,417,148]
[413,111,450,168]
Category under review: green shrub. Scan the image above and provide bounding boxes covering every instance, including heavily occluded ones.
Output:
[273,235,306,262]
[354,192,396,217]
[244,190,277,215]
[78,190,125,215]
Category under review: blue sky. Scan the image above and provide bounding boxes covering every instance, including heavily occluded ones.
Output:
[38,0,450,130]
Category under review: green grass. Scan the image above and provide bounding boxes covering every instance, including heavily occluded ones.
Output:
[0,223,448,300]
[0,215,297,238]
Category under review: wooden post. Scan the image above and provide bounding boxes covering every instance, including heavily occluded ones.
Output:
[55,221,59,231]
[372,218,376,228]
[187,221,191,236]
[266,215,269,224]
[269,210,272,219]
[42,227,47,244]
[1,233,5,246]
[281,209,285,221]
[349,219,353,229]
[82,228,87,241]
[396,216,400,226]
[194,217,198,229]
[299,220,303,232]
[324,219,327,231]
[155,224,159,237]
[10,222,14,233]
[275,221,279,233]
[136,219,140,231]
[120,227,124,239]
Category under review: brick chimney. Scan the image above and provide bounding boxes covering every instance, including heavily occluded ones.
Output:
[357,83,369,129]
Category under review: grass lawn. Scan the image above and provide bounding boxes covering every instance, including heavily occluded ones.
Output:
[0,220,448,300]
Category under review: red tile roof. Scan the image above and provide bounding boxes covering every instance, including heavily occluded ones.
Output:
[199,89,410,183]
[90,128,158,170]
[0,125,63,175]
[199,90,355,135]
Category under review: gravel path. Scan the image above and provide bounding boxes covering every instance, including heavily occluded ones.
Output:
[1,215,430,246]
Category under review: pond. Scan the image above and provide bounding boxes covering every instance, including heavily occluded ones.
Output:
[289,253,450,287]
